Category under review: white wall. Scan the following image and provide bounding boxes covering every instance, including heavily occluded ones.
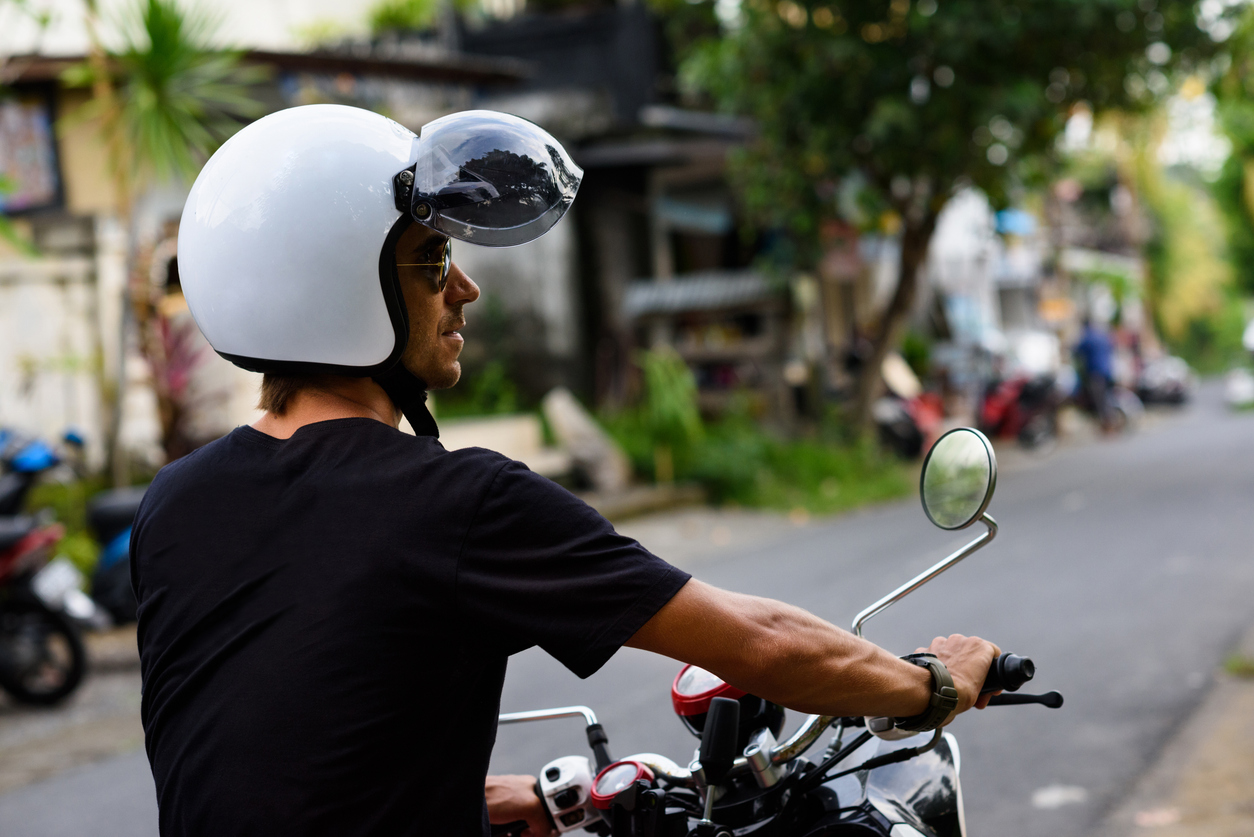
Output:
[451,215,580,359]
[0,257,104,464]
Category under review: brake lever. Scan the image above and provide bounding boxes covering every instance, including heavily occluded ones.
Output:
[987,691,1064,708]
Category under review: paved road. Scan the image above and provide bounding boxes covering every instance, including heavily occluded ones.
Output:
[489,385,1254,837]
[1,383,1251,836]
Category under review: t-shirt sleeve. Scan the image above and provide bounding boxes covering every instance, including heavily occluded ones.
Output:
[455,458,690,678]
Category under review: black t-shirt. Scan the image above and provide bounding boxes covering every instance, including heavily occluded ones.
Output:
[131,418,689,837]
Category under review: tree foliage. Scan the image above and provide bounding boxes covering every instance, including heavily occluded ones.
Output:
[684,0,1216,266]
[61,0,265,477]
[63,0,266,195]
[1213,6,1254,297]
[368,0,441,34]
[677,0,1219,432]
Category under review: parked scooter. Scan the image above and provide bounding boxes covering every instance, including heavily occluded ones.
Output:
[493,428,1061,837]
[0,429,144,626]
[978,371,1061,451]
[0,514,87,705]
[0,431,78,516]
[872,354,943,459]
[85,486,146,625]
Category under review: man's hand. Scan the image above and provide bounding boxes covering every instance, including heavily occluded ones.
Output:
[486,774,553,837]
[918,634,1001,720]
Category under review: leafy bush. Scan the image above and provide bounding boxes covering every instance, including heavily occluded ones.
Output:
[449,359,519,417]
[637,348,703,483]
[368,0,438,33]
[24,478,109,576]
[688,418,911,514]
[604,402,910,515]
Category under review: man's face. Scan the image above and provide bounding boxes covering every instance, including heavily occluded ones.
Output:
[395,223,480,390]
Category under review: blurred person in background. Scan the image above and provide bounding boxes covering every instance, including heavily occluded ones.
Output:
[1074,316,1115,429]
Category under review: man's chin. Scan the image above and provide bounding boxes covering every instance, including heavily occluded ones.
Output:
[423,363,461,391]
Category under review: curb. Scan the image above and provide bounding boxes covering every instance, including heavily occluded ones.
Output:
[1089,623,1254,836]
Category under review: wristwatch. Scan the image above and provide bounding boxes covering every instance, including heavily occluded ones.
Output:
[893,653,959,732]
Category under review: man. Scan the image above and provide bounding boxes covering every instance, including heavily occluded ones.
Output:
[1073,316,1115,429]
[133,105,999,837]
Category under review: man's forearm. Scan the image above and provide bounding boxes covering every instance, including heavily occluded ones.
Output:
[626,579,933,718]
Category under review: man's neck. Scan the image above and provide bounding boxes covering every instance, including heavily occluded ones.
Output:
[252,378,399,440]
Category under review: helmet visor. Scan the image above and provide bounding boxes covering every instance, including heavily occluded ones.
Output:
[408,110,583,247]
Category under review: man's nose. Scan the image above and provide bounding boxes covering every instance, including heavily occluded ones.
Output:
[445,262,480,305]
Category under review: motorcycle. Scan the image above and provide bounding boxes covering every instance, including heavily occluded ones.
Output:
[84,486,147,625]
[873,393,943,460]
[0,513,87,705]
[0,430,76,516]
[0,429,145,626]
[1064,366,1143,434]
[978,371,1061,451]
[493,428,1062,837]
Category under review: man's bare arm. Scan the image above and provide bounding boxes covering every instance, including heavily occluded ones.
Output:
[626,579,998,719]
[486,775,553,837]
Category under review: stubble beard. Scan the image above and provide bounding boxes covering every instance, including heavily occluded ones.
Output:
[402,333,462,391]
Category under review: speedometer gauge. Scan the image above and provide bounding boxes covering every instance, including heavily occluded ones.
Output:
[590,760,655,810]
[671,664,746,721]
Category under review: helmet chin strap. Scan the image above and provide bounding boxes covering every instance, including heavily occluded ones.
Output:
[374,364,440,438]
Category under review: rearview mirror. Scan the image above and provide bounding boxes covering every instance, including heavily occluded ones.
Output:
[920,428,996,530]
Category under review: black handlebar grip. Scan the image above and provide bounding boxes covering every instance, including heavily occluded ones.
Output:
[987,690,1063,708]
[490,821,528,837]
[699,696,741,787]
[981,653,1035,694]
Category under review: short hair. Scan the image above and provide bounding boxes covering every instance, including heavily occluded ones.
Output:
[258,373,326,415]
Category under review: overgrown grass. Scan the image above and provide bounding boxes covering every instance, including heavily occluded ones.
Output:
[1225,654,1254,679]
[605,410,912,515]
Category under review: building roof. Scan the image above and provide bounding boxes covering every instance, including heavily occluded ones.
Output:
[625,271,780,318]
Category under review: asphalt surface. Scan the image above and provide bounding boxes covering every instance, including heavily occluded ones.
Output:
[0,382,1250,836]
[489,383,1254,837]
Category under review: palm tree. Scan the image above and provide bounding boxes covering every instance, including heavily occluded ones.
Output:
[64,0,266,479]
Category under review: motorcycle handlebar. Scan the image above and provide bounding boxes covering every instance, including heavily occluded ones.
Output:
[981,652,1034,694]
[987,690,1064,708]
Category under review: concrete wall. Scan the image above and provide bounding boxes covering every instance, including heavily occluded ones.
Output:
[450,213,582,393]
[0,256,102,462]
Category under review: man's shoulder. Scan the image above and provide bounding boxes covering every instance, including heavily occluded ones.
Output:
[146,431,233,488]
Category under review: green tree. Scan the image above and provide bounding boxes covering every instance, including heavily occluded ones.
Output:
[64,0,265,477]
[65,0,266,208]
[681,0,1217,433]
[1213,6,1254,298]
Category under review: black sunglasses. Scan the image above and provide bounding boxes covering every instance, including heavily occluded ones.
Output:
[396,238,452,291]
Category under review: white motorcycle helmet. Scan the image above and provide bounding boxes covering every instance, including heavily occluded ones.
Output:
[178,104,582,378]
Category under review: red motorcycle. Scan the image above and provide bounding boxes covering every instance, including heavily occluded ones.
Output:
[978,372,1060,450]
[0,516,87,705]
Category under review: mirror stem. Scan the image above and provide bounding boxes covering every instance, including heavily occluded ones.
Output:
[852,514,998,637]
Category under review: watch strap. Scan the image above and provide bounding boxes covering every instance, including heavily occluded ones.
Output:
[894,653,959,732]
